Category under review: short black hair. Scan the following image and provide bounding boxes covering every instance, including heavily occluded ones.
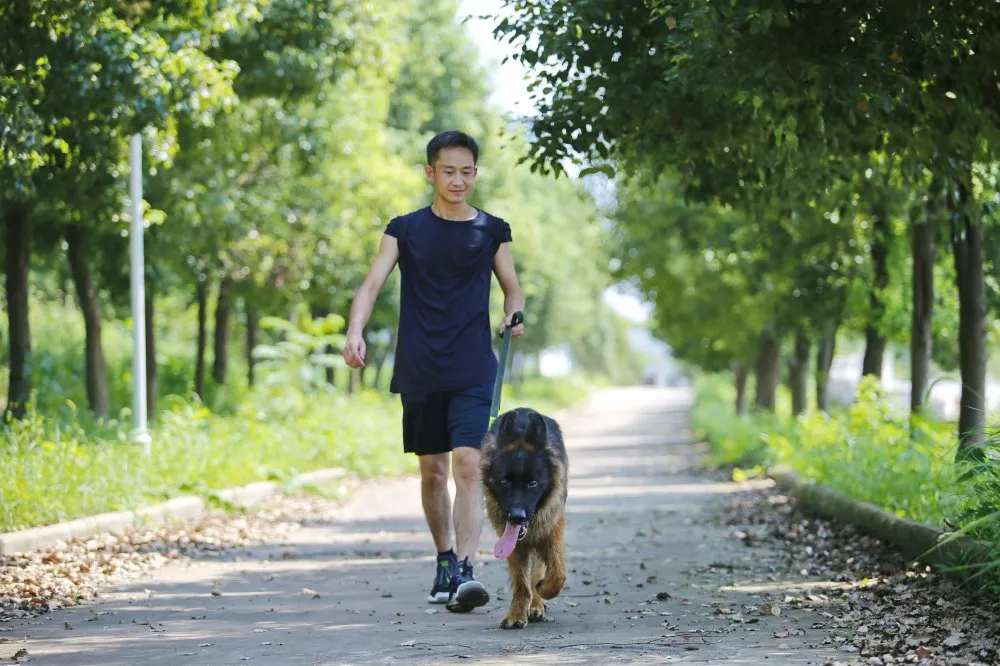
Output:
[426,130,479,166]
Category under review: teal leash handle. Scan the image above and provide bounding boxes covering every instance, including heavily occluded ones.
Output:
[489,310,524,429]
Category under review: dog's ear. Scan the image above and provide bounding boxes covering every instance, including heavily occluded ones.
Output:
[525,411,548,448]
[496,410,517,439]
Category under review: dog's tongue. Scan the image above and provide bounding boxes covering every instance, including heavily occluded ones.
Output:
[493,523,520,560]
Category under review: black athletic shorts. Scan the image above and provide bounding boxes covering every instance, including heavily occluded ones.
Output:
[400,382,493,456]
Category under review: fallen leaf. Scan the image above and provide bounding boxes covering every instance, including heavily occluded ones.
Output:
[915,646,933,659]
[656,592,672,601]
[759,602,781,616]
[64,622,73,630]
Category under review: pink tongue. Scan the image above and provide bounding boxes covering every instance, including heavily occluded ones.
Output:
[493,523,520,560]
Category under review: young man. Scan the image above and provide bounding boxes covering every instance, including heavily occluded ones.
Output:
[343,130,525,613]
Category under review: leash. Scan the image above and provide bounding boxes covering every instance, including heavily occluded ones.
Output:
[488,310,524,429]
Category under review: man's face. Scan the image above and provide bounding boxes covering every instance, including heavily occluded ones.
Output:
[426,146,477,205]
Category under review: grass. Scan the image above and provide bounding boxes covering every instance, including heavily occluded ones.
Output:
[0,299,596,533]
[690,372,1000,559]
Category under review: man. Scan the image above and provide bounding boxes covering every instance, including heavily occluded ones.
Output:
[343,130,525,613]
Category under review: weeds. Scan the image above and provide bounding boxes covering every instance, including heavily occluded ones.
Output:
[691,373,1000,565]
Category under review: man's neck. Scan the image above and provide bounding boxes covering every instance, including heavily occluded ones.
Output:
[431,198,477,221]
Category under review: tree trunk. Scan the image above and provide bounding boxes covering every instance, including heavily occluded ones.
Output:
[753,330,781,412]
[862,203,889,379]
[145,285,157,416]
[194,280,209,399]
[789,327,810,417]
[373,355,387,390]
[326,346,337,385]
[373,328,397,390]
[949,183,987,454]
[212,277,232,385]
[246,304,259,387]
[3,202,32,420]
[815,325,838,412]
[65,225,110,419]
[733,363,749,415]
[910,204,936,415]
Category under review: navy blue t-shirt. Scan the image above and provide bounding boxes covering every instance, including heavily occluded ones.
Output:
[384,205,512,396]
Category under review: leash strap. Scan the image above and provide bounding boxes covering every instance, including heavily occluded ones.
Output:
[489,310,524,429]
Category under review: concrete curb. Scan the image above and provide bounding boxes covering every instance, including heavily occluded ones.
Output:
[769,466,996,582]
[0,468,348,557]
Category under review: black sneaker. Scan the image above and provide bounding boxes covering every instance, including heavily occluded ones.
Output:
[446,558,490,613]
[428,555,456,604]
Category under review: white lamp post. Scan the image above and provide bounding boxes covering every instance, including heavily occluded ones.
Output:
[129,133,151,454]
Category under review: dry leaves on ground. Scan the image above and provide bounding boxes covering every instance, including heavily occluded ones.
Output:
[716,484,1000,666]
[0,494,352,623]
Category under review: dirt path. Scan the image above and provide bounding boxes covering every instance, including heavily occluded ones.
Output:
[1,387,852,665]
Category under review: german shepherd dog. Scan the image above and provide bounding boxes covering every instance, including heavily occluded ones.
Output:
[481,407,568,629]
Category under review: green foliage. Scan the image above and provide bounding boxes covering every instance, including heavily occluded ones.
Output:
[691,373,1000,548]
[252,310,347,394]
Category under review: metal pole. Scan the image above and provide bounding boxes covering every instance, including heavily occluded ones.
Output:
[129,133,151,453]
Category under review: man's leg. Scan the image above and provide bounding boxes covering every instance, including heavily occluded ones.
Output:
[444,383,493,613]
[419,453,452,553]
[402,391,457,603]
[451,446,484,564]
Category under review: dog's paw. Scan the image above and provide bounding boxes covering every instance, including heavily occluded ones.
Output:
[499,614,528,630]
[527,607,548,623]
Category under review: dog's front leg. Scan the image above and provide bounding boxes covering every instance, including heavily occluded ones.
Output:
[537,514,567,600]
[499,549,532,629]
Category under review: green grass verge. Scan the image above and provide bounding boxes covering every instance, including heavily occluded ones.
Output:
[690,373,1000,554]
[0,298,596,533]
[1,375,593,534]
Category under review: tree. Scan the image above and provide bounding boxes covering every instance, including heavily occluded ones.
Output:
[494,0,1000,448]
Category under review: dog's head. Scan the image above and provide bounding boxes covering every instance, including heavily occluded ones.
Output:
[483,408,553,527]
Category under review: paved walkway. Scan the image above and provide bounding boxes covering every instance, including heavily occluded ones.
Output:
[0,387,848,665]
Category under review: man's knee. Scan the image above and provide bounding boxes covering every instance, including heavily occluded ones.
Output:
[419,454,449,490]
[451,448,482,488]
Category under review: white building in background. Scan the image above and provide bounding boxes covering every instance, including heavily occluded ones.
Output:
[538,344,574,377]
[827,350,1000,421]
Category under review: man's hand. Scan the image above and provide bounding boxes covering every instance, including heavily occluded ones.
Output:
[503,312,525,340]
[343,330,366,369]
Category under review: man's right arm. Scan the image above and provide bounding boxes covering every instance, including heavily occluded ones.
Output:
[343,234,399,368]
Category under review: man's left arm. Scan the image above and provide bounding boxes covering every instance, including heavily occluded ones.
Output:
[493,241,526,339]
